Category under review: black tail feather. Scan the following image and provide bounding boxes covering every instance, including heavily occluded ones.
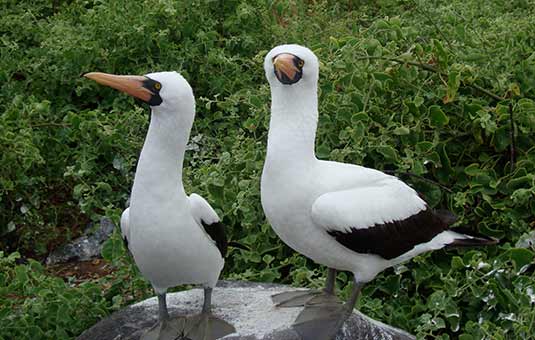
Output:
[447,226,499,248]
[228,241,250,251]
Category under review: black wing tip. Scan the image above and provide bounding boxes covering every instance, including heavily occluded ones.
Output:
[228,241,250,251]
[202,220,228,258]
[447,237,499,248]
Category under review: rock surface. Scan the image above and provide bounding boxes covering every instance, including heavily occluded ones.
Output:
[78,281,414,340]
[46,217,115,265]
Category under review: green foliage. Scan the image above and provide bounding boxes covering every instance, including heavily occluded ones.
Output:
[0,251,108,339]
[1,0,535,339]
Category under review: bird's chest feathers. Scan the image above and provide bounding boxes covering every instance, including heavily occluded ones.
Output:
[129,174,188,231]
[262,169,317,227]
[130,197,185,229]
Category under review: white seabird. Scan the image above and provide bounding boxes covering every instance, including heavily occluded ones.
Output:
[261,44,497,339]
[85,71,234,340]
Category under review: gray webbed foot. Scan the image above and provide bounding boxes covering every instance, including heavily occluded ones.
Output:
[141,318,184,340]
[142,314,235,340]
[272,289,347,339]
[293,297,346,340]
[272,289,342,308]
[185,313,236,340]
[292,281,364,340]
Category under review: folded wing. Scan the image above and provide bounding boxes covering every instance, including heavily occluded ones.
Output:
[311,176,449,259]
[189,193,228,257]
[120,207,130,250]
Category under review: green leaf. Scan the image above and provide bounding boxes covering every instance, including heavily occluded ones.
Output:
[376,145,398,161]
[436,143,452,173]
[375,19,390,30]
[451,256,465,270]
[429,105,449,127]
[428,290,446,310]
[95,182,112,193]
[433,39,449,67]
[506,248,535,269]
[416,141,434,153]
[351,112,369,124]
[317,144,331,159]
[422,184,442,207]
[444,71,460,103]
[413,96,424,107]
[393,126,410,135]
[262,254,274,264]
[459,335,473,340]
[208,183,224,201]
[101,232,125,262]
[492,126,510,151]
[464,163,482,176]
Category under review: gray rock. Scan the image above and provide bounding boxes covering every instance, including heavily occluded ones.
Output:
[78,281,414,340]
[46,217,115,265]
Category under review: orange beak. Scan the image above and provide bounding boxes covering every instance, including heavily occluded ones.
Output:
[84,72,154,103]
[273,53,299,80]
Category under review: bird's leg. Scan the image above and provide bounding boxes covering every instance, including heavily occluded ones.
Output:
[323,268,336,295]
[202,287,212,314]
[141,292,183,340]
[158,293,169,321]
[345,280,364,312]
[183,287,235,340]
[293,278,364,340]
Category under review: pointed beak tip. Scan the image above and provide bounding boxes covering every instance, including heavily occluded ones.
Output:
[83,73,94,82]
[83,72,99,80]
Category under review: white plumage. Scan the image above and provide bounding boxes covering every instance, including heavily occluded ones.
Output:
[261,44,494,286]
[189,193,221,227]
[311,174,427,232]
[86,70,235,339]
[123,72,223,293]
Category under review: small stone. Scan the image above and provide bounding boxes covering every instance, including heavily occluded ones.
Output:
[46,217,115,265]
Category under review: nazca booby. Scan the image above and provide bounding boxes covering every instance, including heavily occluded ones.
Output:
[85,71,234,340]
[261,44,497,339]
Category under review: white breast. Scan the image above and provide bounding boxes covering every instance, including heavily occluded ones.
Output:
[129,199,223,292]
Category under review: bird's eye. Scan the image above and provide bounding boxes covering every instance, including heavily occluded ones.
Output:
[154,83,161,90]
[297,60,305,68]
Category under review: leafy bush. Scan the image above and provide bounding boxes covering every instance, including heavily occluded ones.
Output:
[0,251,108,339]
[1,0,534,339]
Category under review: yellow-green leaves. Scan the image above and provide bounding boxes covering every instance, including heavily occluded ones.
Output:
[444,71,461,104]
[433,39,449,68]
[393,126,410,135]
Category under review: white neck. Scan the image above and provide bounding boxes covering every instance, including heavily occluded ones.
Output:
[131,107,192,205]
[266,84,318,165]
